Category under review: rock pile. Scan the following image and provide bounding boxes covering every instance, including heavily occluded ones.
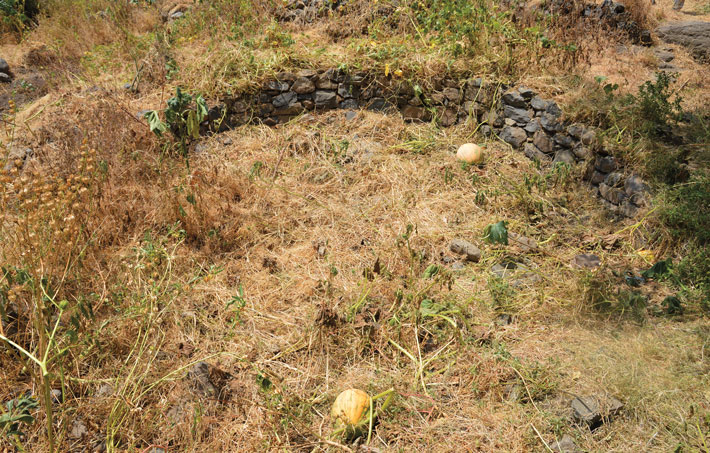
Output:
[212,68,649,217]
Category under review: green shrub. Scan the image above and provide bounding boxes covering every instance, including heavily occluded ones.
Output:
[660,174,710,245]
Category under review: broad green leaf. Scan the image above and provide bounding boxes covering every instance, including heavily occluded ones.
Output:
[483,221,508,245]
[641,259,672,280]
[144,110,167,136]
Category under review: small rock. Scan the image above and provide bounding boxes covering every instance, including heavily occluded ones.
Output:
[345,111,358,121]
[523,143,551,162]
[573,254,601,269]
[546,101,562,117]
[620,200,639,217]
[553,149,576,165]
[438,108,458,127]
[571,395,624,430]
[0,72,11,83]
[169,11,184,20]
[502,90,527,108]
[533,131,555,154]
[540,113,563,133]
[451,262,466,271]
[314,91,337,108]
[340,99,358,109]
[194,143,208,154]
[272,91,297,108]
[221,136,233,146]
[188,362,217,397]
[508,232,538,252]
[581,129,596,146]
[450,239,482,262]
[654,49,675,62]
[0,58,9,74]
[51,389,62,404]
[265,80,290,92]
[291,77,315,94]
[530,96,549,111]
[599,183,627,205]
[550,434,579,453]
[70,419,89,439]
[123,82,132,90]
[517,86,535,100]
[524,119,539,134]
[572,144,590,160]
[401,105,429,122]
[553,134,574,148]
[595,156,617,173]
[500,126,527,149]
[503,105,531,126]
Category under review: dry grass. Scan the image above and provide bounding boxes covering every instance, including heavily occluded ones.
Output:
[1,1,709,452]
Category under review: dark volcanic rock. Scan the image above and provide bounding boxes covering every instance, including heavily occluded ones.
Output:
[571,395,624,430]
[500,126,527,148]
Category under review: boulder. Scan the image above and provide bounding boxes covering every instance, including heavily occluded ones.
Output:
[656,21,710,60]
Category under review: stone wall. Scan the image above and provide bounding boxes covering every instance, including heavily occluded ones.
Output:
[211,68,648,217]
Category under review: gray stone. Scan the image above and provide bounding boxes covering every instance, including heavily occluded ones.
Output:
[367,98,394,112]
[503,105,531,126]
[581,129,596,146]
[540,113,563,133]
[550,434,579,453]
[338,83,357,99]
[595,156,618,173]
[524,119,539,134]
[276,71,297,83]
[274,102,303,116]
[630,192,646,207]
[656,21,710,60]
[553,149,576,165]
[169,11,184,20]
[533,131,555,154]
[624,174,648,195]
[530,96,549,111]
[553,134,574,148]
[546,101,562,117]
[517,86,535,100]
[480,125,492,137]
[70,419,89,439]
[0,72,11,83]
[340,99,358,109]
[523,143,551,162]
[221,136,233,146]
[265,80,290,92]
[314,90,337,108]
[572,144,590,160]
[188,362,217,397]
[272,91,297,108]
[500,126,527,148]
[573,254,601,269]
[315,74,338,90]
[504,118,516,127]
[571,395,624,429]
[450,239,482,262]
[451,261,466,271]
[291,77,315,94]
[96,383,114,397]
[502,90,527,108]
[0,58,9,74]
[442,87,461,103]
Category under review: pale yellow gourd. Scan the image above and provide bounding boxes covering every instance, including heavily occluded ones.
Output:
[331,389,370,426]
[456,143,484,164]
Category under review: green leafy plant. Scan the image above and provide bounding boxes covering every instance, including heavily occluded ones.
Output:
[632,71,683,137]
[0,394,39,442]
[483,221,508,245]
[145,87,208,154]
